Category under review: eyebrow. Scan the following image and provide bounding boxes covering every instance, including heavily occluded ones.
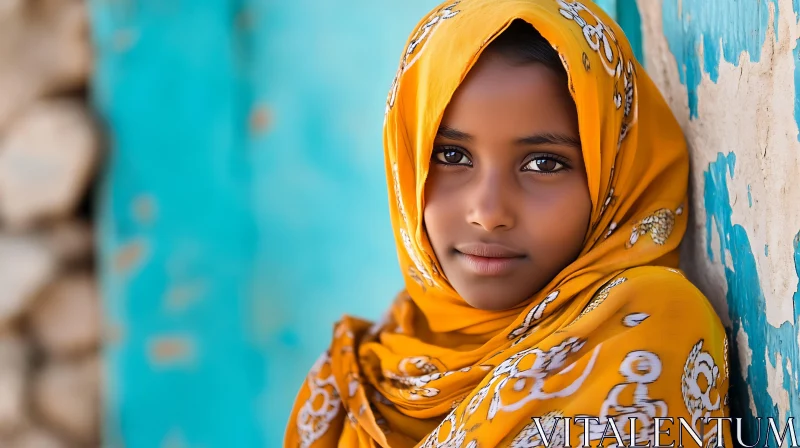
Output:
[436,125,581,149]
[437,125,473,142]
[516,133,582,149]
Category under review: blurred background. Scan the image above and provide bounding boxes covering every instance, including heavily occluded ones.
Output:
[0,0,634,446]
[6,0,800,447]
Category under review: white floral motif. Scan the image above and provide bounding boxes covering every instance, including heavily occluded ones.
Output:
[621,60,636,120]
[334,323,354,340]
[385,356,442,399]
[296,352,342,448]
[386,1,461,115]
[384,357,471,400]
[346,410,357,427]
[723,337,729,379]
[605,221,618,238]
[623,313,649,327]
[348,379,359,398]
[420,411,469,448]
[682,340,722,437]
[509,291,560,339]
[465,383,491,416]
[577,351,668,447]
[392,162,436,288]
[511,411,567,448]
[557,1,616,73]
[599,194,619,239]
[569,277,627,326]
[422,340,595,447]
[485,338,601,420]
[627,208,679,248]
[556,1,637,120]
[604,187,616,209]
[346,370,362,399]
[401,356,440,374]
[558,0,639,232]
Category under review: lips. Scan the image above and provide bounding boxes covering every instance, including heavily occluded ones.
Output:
[454,242,525,276]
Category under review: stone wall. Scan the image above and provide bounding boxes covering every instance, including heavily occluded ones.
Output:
[0,1,101,447]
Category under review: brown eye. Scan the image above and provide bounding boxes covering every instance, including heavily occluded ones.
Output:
[443,150,462,163]
[523,156,567,173]
[433,147,472,166]
[535,159,558,171]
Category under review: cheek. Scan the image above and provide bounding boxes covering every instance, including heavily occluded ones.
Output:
[423,178,454,250]
[525,179,592,246]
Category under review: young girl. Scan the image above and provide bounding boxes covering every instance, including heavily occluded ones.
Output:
[285,0,731,446]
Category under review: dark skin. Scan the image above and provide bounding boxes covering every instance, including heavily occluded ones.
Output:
[423,52,592,311]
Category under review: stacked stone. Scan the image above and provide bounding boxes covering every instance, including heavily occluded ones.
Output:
[0,1,101,447]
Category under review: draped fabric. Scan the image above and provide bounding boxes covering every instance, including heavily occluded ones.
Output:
[285,0,731,446]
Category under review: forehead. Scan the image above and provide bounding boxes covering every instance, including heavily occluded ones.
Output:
[439,53,576,136]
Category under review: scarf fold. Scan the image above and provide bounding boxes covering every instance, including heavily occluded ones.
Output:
[285,0,731,446]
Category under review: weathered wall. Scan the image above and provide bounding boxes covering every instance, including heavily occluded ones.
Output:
[89,0,443,445]
[638,0,800,436]
[0,1,101,447]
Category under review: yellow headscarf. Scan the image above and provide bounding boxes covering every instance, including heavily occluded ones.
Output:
[285,0,731,446]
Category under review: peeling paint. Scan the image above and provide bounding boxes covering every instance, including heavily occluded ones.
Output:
[661,0,800,124]
[737,325,758,416]
[704,152,800,435]
[113,238,148,274]
[794,229,800,307]
[148,336,196,367]
[788,358,799,394]
[766,350,790,423]
[639,0,800,435]
[164,281,206,312]
[91,0,433,444]
[249,105,272,135]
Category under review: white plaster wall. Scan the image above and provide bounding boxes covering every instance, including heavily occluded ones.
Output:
[638,0,800,327]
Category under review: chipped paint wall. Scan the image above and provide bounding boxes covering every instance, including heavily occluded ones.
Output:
[90,1,441,445]
[637,0,800,436]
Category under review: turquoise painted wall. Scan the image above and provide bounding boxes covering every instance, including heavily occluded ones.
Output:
[90,1,433,445]
[89,1,633,446]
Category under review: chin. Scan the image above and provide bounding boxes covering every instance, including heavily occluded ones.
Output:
[460,289,531,311]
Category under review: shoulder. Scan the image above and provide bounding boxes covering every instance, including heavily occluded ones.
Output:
[602,265,722,325]
[535,268,732,446]
[560,266,729,381]
[566,266,727,353]
[619,266,719,321]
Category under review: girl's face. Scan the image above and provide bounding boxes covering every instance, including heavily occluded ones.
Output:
[424,52,592,311]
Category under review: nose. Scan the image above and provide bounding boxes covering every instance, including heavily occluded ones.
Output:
[466,171,516,232]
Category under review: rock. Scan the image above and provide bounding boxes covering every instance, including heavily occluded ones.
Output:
[0,99,100,229]
[0,332,29,436]
[9,426,66,448]
[29,273,100,358]
[41,220,94,267]
[32,356,99,445]
[0,0,91,130]
[0,236,57,327]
